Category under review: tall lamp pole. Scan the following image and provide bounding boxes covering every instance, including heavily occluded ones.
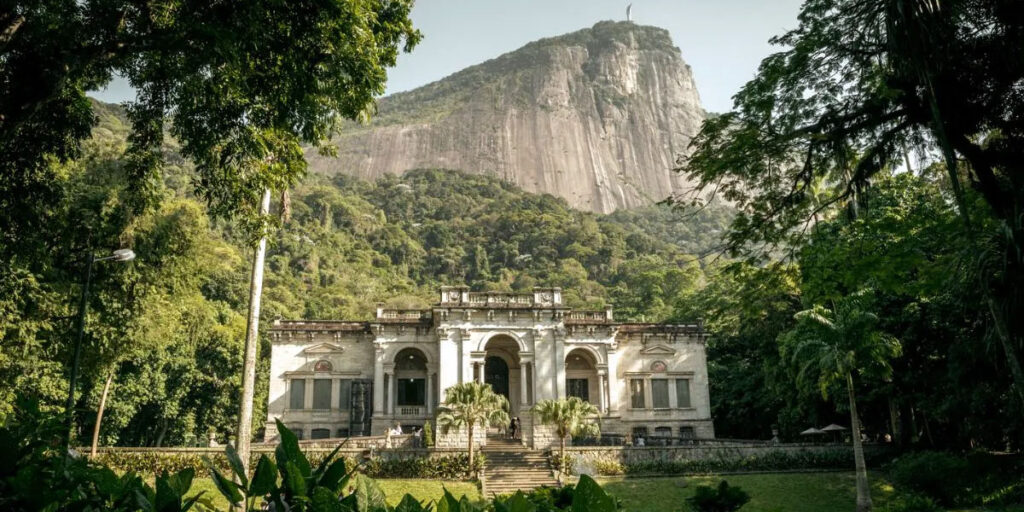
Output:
[65,248,135,450]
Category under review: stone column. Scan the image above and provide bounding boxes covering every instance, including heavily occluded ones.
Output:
[553,328,566,399]
[606,347,620,414]
[519,363,529,406]
[387,372,396,415]
[597,371,607,414]
[304,377,314,409]
[373,345,384,415]
[426,372,434,414]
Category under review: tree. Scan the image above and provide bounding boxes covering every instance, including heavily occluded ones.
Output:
[2,1,421,248]
[531,397,599,475]
[780,291,900,512]
[435,382,509,470]
[676,0,1024,408]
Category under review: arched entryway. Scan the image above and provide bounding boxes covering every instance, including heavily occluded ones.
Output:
[565,348,600,408]
[394,348,428,415]
[482,335,524,414]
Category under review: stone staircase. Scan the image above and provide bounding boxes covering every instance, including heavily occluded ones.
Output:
[481,432,559,497]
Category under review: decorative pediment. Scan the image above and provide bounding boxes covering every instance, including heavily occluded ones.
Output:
[301,343,345,355]
[640,344,677,356]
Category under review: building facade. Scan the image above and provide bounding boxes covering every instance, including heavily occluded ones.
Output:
[265,287,714,447]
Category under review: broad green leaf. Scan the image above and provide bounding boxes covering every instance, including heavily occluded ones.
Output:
[572,475,616,512]
[225,443,249,489]
[249,455,278,497]
[394,494,427,512]
[354,474,388,512]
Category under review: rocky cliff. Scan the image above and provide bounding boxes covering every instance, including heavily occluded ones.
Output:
[307,21,705,213]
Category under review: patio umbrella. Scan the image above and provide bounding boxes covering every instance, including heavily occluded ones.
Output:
[821,423,847,443]
[800,427,825,436]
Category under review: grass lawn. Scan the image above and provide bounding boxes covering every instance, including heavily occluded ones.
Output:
[186,477,480,509]
[597,472,1024,512]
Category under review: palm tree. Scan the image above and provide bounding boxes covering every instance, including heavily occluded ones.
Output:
[532,397,600,475]
[780,291,900,512]
[436,381,510,470]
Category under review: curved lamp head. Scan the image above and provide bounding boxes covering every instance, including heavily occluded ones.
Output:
[110,249,136,262]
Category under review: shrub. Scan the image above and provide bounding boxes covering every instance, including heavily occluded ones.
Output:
[887,451,970,507]
[593,459,625,475]
[879,494,942,512]
[423,421,434,447]
[581,448,891,476]
[687,481,750,512]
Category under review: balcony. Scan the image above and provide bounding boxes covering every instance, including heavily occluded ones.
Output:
[396,406,426,417]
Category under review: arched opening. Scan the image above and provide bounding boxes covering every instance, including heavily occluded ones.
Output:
[395,348,427,407]
[565,348,598,404]
[483,335,522,412]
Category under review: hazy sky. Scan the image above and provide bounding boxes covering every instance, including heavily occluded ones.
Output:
[90,0,804,113]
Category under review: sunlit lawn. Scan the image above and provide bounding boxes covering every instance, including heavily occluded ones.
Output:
[180,472,1024,511]
[186,477,481,510]
[597,472,1024,512]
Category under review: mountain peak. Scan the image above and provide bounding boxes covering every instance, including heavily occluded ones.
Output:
[307,23,704,213]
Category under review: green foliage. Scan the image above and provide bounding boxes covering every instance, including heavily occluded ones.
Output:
[490,475,619,512]
[686,481,750,512]
[362,454,481,480]
[887,451,968,507]
[423,421,434,448]
[532,397,599,473]
[879,494,942,512]
[0,398,203,512]
[583,448,891,476]
[2,0,421,247]
[436,382,509,469]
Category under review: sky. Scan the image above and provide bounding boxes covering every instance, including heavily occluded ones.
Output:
[90,0,804,114]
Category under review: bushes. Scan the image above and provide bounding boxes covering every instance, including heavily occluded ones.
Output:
[887,451,969,507]
[362,453,482,480]
[580,448,886,476]
[686,481,750,512]
[879,494,942,512]
[886,451,1024,508]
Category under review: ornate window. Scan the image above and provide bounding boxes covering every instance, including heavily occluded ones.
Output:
[313,379,332,409]
[675,379,692,408]
[629,379,646,409]
[289,379,306,409]
[651,379,670,408]
[314,360,333,372]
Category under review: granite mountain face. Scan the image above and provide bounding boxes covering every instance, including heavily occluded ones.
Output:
[307,21,705,213]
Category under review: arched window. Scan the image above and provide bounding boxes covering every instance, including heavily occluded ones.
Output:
[314,360,333,372]
[395,348,428,406]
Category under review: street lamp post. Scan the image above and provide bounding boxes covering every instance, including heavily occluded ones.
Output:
[65,248,135,450]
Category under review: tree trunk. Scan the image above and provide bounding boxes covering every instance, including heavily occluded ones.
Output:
[847,372,872,512]
[986,295,1024,410]
[467,422,475,474]
[90,371,114,458]
[236,188,272,474]
[560,435,567,474]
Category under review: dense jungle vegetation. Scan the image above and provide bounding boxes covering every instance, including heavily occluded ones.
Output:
[0,100,733,446]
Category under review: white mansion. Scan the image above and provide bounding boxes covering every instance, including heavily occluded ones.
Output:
[265,287,714,448]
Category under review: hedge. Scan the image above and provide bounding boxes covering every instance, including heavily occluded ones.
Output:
[92,451,481,480]
[570,448,895,476]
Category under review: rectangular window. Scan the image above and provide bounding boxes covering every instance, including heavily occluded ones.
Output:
[630,379,646,409]
[679,426,696,439]
[651,379,670,409]
[311,428,331,440]
[397,378,425,406]
[289,379,306,409]
[632,426,648,440]
[675,378,692,408]
[338,379,352,410]
[313,379,332,410]
[567,378,589,402]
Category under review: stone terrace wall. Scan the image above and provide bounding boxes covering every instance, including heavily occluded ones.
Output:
[564,440,889,466]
